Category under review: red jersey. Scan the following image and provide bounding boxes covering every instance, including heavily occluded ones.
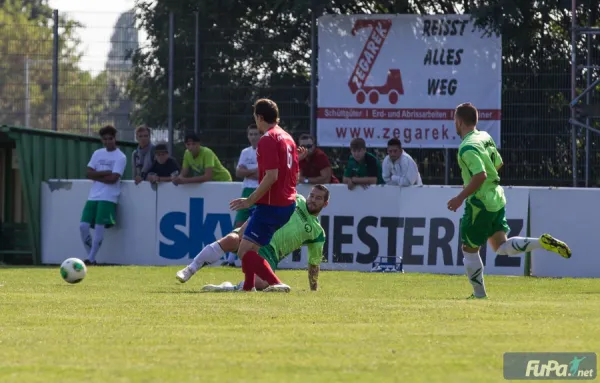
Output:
[256,126,298,206]
[299,148,340,183]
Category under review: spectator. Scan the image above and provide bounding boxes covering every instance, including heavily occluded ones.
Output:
[174,132,232,185]
[343,138,384,190]
[297,134,339,185]
[80,125,127,265]
[223,123,260,267]
[146,142,181,183]
[382,138,423,186]
[233,123,260,226]
[132,125,155,185]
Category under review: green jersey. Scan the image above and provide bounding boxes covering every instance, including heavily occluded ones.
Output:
[260,194,326,268]
[343,152,385,184]
[457,129,506,212]
[182,147,232,182]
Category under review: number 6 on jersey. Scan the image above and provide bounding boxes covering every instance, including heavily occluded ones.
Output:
[287,144,293,169]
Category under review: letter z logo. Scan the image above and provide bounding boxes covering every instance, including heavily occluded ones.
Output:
[348,19,404,105]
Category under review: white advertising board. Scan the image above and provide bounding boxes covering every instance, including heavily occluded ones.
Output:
[530,188,600,278]
[41,180,156,265]
[43,182,600,279]
[280,185,528,276]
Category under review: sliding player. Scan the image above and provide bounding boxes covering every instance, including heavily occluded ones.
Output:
[176,185,330,292]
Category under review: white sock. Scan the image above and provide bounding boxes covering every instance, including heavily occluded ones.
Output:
[496,237,542,256]
[463,251,487,298]
[226,253,237,264]
[79,222,92,256]
[88,225,105,263]
[190,242,225,272]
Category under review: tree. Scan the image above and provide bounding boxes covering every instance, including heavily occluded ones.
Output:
[0,0,109,134]
[129,0,600,186]
[0,0,51,20]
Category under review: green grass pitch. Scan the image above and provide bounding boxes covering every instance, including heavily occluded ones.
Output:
[1,266,599,383]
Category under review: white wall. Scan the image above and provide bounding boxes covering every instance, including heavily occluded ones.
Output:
[41,181,596,278]
[529,188,599,278]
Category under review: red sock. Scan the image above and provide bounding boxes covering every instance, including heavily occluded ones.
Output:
[241,256,256,291]
[246,251,281,286]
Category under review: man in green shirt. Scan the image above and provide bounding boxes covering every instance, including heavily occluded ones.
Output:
[343,137,384,190]
[176,185,329,292]
[447,102,571,300]
[173,132,232,184]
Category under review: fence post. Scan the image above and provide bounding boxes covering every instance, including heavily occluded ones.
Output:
[194,11,200,135]
[309,0,318,140]
[52,9,59,132]
[25,57,30,128]
[444,148,450,185]
[168,11,175,154]
[585,18,591,187]
[570,0,577,186]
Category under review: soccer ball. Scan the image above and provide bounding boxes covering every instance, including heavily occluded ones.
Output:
[60,258,87,284]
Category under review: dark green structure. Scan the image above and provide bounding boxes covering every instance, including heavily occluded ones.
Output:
[0,126,137,264]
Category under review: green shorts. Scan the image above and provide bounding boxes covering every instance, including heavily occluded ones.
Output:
[460,199,510,248]
[234,187,256,224]
[81,200,117,229]
[231,227,278,270]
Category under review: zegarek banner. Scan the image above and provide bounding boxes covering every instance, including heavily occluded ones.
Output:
[316,14,502,148]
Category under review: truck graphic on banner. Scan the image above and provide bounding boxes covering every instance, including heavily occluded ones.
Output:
[348,19,404,105]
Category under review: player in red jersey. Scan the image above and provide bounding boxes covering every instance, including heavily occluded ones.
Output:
[229,98,304,292]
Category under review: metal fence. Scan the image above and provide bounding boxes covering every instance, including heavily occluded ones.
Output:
[0,9,138,141]
[1,8,599,186]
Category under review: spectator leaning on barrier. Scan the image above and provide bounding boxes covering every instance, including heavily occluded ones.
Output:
[233,123,260,227]
[132,125,155,185]
[343,137,384,190]
[80,125,127,266]
[146,142,181,183]
[174,132,232,185]
[382,138,423,186]
[297,134,339,185]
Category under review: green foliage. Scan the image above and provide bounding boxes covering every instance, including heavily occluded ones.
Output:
[0,0,110,134]
[129,0,600,186]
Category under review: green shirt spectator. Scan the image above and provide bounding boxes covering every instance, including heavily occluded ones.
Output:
[343,138,384,190]
[173,132,232,185]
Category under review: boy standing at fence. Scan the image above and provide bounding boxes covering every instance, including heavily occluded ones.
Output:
[79,125,127,265]
[447,103,571,299]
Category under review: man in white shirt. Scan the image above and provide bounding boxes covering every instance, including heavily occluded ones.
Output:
[382,138,423,187]
[79,125,127,265]
[223,123,260,266]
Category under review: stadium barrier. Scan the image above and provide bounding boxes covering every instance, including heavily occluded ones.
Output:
[41,181,594,278]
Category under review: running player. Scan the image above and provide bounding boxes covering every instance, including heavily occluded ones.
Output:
[229,99,303,292]
[176,185,329,291]
[447,102,571,299]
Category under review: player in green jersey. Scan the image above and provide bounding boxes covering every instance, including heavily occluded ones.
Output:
[447,103,571,300]
[175,185,329,292]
